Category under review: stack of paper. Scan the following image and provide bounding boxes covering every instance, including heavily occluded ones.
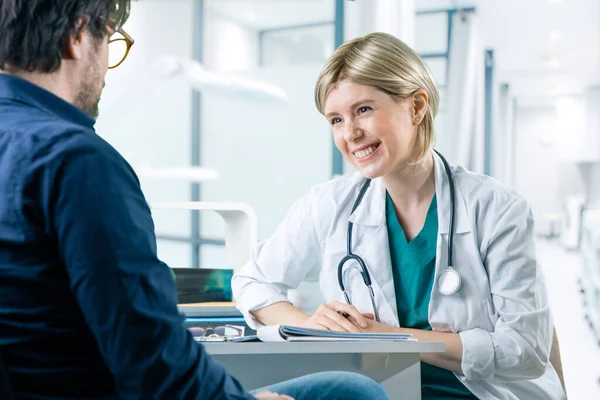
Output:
[257,325,417,342]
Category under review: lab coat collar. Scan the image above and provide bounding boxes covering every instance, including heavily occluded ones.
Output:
[433,150,471,234]
[347,176,387,227]
[348,150,471,234]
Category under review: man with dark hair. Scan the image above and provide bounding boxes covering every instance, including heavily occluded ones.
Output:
[0,1,389,399]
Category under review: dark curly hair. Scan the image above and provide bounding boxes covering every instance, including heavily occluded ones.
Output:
[0,0,131,73]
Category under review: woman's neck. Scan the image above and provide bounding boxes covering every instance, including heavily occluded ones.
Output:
[382,153,435,211]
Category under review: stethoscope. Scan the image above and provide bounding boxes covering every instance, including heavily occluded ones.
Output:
[337,150,461,323]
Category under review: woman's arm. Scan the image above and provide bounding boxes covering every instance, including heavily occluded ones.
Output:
[232,182,374,333]
[361,319,464,373]
[401,329,464,373]
[250,302,311,326]
[258,304,464,372]
[252,301,371,333]
[458,196,551,382]
[231,191,323,329]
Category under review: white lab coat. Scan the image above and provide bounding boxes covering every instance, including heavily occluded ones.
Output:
[232,152,566,400]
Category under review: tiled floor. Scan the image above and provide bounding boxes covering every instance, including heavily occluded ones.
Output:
[536,238,600,399]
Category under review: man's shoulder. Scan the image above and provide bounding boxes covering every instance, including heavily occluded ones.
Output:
[1,115,137,207]
[3,102,94,145]
[3,108,124,168]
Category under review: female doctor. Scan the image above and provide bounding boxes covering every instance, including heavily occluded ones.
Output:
[232,32,565,399]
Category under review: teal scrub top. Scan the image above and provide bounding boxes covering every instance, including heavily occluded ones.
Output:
[385,193,476,399]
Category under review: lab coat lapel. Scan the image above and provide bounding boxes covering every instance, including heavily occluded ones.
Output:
[433,151,471,235]
[430,151,472,332]
[346,178,400,326]
[341,152,473,328]
[349,153,471,233]
[347,178,386,227]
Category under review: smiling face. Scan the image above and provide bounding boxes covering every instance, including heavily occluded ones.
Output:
[325,80,424,179]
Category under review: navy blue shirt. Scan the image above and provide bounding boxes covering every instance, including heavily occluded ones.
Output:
[0,74,252,400]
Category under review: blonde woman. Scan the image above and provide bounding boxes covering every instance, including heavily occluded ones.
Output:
[232,32,566,399]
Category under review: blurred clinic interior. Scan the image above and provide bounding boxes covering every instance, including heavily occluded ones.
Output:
[95,0,600,398]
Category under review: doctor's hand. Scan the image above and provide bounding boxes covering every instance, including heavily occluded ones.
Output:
[298,301,370,332]
[361,317,399,334]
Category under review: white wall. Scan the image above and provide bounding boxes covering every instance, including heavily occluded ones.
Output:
[512,105,588,236]
[514,107,559,233]
[555,96,587,163]
[95,0,195,267]
[583,87,600,162]
[511,92,599,236]
[556,164,586,201]
[204,9,259,72]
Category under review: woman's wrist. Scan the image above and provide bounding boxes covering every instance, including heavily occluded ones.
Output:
[251,301,310,327]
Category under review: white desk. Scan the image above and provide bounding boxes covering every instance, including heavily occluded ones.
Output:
[204,341,444,400]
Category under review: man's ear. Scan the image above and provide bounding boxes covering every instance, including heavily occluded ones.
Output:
[411,89,429,124]
[64,17,90,61]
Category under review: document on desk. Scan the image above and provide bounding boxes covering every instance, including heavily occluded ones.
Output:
[257,325,417,342]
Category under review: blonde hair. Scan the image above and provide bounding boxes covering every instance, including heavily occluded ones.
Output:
[314,32,440,162]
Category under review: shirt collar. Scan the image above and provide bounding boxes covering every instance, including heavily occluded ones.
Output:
[0,73,95,130]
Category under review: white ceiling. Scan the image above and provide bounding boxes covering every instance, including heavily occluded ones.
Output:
[476,0,599,103]
[206,0,600,104]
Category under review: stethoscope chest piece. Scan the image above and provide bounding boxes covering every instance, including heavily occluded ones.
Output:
[437,266,461,295]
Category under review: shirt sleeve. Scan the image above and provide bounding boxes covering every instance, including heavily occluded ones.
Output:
[458,196,552,382]
[38,134,255,400]
[231,189,323,329]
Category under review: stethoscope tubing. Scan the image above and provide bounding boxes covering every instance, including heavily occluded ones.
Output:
[337,150,458,321]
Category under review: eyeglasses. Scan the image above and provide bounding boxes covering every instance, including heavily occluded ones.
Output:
[187,325,244,341]
[106,20,134,69]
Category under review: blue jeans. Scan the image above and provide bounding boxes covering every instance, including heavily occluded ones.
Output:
[252,371,390,400]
